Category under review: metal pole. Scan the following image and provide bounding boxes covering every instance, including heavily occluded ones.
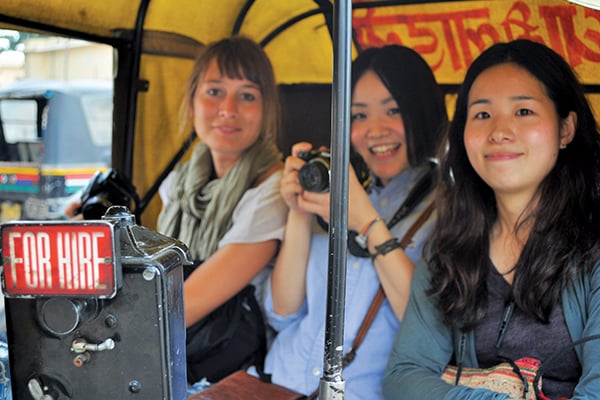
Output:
[319,0,352,399]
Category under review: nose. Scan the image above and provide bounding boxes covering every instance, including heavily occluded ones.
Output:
[488,119,513,144]
[366,118,391,138]
[218,94,237,119]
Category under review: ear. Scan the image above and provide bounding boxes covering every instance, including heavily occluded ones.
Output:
[559,111,577,148]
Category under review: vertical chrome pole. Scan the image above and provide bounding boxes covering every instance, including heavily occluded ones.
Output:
[319,0,352,399]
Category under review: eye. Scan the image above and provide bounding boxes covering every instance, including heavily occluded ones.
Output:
[388,107,401,116]
[241,92,257,101]
[206,88,221,96]
[474,111,490,119]
[351,112,366,122]
[516,108,533,116]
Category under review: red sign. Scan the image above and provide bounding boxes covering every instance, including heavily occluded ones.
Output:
[1,222,117,298]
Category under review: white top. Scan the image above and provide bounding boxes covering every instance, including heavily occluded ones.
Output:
[159,170,288,305]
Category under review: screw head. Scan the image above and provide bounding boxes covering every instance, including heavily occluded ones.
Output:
[128,380,142,393]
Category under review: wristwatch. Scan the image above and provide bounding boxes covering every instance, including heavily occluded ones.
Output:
[354,216,383,249]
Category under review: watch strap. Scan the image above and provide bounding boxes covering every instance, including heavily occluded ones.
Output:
[370,238,401,261]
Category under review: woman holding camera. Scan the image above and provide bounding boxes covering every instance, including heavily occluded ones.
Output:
[261,45,448,399]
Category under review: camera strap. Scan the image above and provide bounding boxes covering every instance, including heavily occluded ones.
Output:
[346,161,437,258]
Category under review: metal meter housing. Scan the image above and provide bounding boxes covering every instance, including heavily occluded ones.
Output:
[1,206,190,400]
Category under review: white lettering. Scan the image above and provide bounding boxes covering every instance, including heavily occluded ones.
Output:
[71,233,79,289]
[23,232,38,288]
[6,227,112,295]
[92,232,107,290]
[57,232,106,290]
[8,232,22,288]
[78,233,91,289]
[57,233,71,289]
[36,232,52,288]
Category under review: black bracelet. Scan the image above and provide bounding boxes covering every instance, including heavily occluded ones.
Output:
[370,238,402,261]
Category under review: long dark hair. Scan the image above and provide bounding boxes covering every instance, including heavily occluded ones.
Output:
[427,39,600,331]
[351,45,447,166]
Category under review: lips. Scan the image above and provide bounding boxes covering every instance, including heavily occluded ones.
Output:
[369,143,400,155]
[484,151,522,161]
[214,125,241,134]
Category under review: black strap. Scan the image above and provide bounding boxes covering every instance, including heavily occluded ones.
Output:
[304,202,435,400]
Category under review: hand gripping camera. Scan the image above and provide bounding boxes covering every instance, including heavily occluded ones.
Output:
[77,169,140,220]
[297,148,371,193]
[0,206,192,400]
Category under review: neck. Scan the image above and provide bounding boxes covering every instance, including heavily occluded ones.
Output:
[211,153,240,178]
[490,192,538,283]
[493,190,539,234]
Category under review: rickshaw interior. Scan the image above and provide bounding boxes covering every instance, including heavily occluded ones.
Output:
[0,0,598,228]
[0,1,598,399]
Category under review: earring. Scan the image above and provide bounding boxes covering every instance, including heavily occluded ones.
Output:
[560,143,567,149]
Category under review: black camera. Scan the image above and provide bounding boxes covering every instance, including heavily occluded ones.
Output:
[78,169,139,220]
[298,148,371,192]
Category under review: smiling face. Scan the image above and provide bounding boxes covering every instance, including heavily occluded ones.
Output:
[464,63,575,200]
[350,70,409,186]
[191,58,264,176]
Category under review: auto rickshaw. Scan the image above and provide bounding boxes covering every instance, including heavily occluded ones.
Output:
[0,1,599,399]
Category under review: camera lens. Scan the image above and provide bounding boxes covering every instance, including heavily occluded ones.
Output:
[299,161,330,192]
[82,194,114,220]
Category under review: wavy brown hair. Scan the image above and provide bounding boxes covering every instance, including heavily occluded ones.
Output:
[180,35,280,144]
[427,39,600,332]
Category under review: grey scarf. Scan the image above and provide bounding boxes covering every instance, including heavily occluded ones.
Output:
[157,138,281,260]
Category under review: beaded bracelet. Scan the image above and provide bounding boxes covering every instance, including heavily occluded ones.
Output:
[370,238,401,261]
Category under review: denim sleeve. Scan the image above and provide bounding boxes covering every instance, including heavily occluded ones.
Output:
[263,274,308,333]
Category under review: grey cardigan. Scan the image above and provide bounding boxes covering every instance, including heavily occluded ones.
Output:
[382,259,600,400]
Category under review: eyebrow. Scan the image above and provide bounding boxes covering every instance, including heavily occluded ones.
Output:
[201,79,261,90]
[351,96,395,107]
[468,95,537,108]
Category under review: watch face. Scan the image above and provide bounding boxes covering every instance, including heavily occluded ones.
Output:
[354,232,367,248]
[348,231,370,258]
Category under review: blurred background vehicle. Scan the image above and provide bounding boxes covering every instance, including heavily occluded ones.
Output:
[0,79,112,221]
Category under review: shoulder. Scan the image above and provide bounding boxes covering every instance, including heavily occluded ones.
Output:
[242,167,283,204]
[158,157,197,204]
[252,162,284,188]
[158,171,177,204]
[565,261,600,297]
[219,168,287,245]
